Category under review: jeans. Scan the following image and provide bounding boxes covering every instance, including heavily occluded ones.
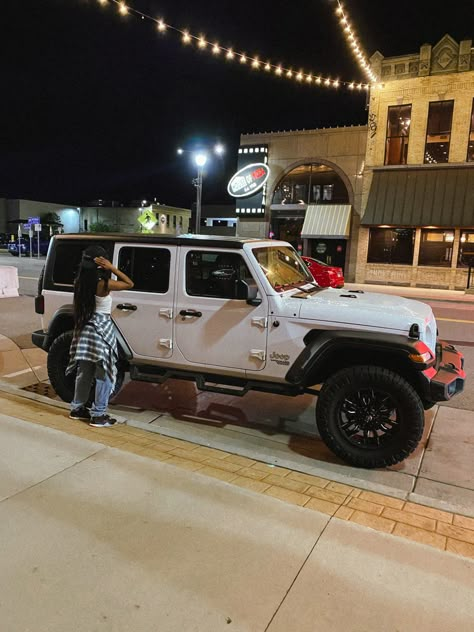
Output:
[71,360,113,418]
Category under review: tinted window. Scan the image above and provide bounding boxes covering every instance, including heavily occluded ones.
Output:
[186,251,252,299]
[118,247,170,293]
[419,230,454,267]
[52,240,113,286]
[367,228,415,264]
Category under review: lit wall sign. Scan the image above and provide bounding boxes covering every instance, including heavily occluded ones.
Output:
[231,144,269,216]
[227,163,270,198]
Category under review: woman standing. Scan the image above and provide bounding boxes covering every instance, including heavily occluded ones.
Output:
[67,245,134,427]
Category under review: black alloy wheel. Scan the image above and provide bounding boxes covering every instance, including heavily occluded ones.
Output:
[316,365,425,469]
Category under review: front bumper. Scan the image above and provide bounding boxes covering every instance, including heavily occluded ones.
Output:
[421,340,465,404]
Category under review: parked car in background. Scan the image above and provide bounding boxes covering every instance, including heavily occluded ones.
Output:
[302,256,344,288]
[0,233,10,248]
[8,237,50,256]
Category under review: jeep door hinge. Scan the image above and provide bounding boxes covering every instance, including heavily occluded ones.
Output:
[250,349,266,361]
[159,308,173,319]
[159,338,173,349]
[251,317,268,329]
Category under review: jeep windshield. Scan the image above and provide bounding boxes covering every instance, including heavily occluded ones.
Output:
[252,246,315,292]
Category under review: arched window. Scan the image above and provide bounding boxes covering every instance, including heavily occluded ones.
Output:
[272,163,350,206]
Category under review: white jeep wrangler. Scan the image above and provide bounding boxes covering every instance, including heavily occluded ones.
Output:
[33,233,465,468]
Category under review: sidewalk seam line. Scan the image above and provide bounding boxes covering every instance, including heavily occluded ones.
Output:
[0,446,107,505]
[263,518,332,632]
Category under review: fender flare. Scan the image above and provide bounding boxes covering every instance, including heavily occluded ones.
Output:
[285,329,423,386]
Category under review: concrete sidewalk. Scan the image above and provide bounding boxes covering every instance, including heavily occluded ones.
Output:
[0,415,474,632]
[1,411,473,631]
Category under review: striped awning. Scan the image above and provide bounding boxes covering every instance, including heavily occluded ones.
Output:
[301,204,352,239]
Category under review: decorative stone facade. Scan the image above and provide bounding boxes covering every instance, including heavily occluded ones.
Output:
[239,126,367,281]
[357,35,474,289]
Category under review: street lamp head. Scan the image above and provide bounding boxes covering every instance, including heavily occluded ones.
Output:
[214,143,225,155]
[177,148,184,155]
[194,152,208,168]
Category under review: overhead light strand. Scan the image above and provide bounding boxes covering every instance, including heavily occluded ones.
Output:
[334,1,377,83]
[99,0,369,91]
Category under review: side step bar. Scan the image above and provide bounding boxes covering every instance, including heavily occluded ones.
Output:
[130,364,309,398]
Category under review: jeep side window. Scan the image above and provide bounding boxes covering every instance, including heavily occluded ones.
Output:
[118,247,171,293]
[186,251,253,299]
[52,240,113,287]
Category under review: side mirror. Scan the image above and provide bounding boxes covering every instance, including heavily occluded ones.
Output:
[235,279,262,306]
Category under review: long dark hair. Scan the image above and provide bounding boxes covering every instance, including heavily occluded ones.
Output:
[73,245,109,330]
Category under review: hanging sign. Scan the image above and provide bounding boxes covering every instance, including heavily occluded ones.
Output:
[227,163,270,198]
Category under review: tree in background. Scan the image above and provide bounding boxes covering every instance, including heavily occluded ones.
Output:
[41,212,62,227]
[90,221,113,232]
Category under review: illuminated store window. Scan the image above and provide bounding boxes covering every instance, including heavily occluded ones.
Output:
[424,101,454,164]
[467,100,474,162]
[384,104,411,165]
[458,231,474,267]
[272,164,349,205]
[418,229,454,267]
[367,228,415,264]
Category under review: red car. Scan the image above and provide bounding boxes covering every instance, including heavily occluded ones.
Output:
[302,256,344,288]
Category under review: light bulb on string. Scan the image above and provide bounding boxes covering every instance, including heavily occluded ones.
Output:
[94,0,368,92]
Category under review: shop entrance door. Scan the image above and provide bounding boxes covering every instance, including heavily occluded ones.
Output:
[273,216,304,251]
[310,239,346,270]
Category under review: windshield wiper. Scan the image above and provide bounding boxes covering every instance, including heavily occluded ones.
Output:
[277,281,320,293]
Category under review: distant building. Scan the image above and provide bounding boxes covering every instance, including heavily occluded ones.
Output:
[0,198,191,237]
[357,35,474,289]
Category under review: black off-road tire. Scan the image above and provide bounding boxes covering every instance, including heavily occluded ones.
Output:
[47,330,125,403]
[316,365,424,469]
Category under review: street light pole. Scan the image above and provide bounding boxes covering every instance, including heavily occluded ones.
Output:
[193,166,203,234]
[177,144,224,234]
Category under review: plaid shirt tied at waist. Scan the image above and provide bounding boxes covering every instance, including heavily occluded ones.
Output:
[66,312,118,387]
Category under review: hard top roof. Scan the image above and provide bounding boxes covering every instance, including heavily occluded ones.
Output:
[53,233,270,249]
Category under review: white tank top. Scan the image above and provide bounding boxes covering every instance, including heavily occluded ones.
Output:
[95,294,112,315]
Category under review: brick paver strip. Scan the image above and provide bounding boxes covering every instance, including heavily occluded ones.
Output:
[2,391,474,561]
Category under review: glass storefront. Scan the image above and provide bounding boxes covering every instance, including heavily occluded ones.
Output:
[418,229,454,267]
[367,228,415,264]
[272,164,349,206]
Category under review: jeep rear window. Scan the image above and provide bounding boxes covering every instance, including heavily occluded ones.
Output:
[251,246,313,291]
[118,247,170,293]
[52,240,113,286]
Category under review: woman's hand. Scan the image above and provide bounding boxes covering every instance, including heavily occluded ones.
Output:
[94,256,114,270]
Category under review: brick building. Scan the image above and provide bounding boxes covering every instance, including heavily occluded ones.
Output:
[357,35,474,289]
[237,34,474,288]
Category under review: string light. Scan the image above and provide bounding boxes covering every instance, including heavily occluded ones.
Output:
[334,1,377,83]
[103,0,367,91]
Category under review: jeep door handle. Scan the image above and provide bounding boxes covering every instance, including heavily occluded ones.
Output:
[179,309,202,318]
[117,303,138,311]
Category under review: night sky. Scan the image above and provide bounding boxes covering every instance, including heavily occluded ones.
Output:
[1,0,471,207]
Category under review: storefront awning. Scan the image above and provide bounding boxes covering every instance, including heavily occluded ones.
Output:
[362,166,474,227]
[301,204,351,239]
